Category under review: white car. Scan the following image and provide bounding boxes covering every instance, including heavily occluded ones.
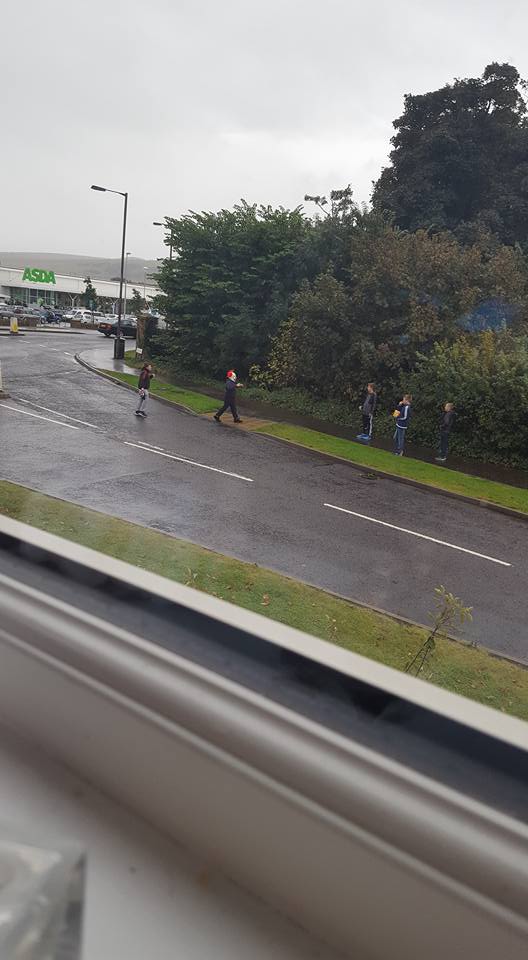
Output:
[70,310,105,325]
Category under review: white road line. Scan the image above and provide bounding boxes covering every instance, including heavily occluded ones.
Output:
[323,503,511,567]
[124,440,254,483]
[15,398,100,429]
[0,403,79,430]
[133,440,165,451]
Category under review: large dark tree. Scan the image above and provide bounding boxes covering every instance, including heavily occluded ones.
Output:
[372,63,528,246]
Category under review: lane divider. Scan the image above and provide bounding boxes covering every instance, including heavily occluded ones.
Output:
[0,403,79,430]
[15,398,100,429]
[124,440,254,483]
[323,502,511,567]
[132,440,166,451]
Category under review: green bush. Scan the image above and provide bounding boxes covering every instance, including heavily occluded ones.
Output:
[407,332,528,466]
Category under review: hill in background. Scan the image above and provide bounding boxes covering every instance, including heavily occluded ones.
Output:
[0,252,159,284]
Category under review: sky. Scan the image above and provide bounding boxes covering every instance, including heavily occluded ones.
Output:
[1,0,524,259]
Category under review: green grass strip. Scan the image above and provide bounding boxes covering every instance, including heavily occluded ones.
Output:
[100,369,218,415]
[0,479,525,721]
[257,423,528,515]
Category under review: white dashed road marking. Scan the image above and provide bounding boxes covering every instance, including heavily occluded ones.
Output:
[323,503,511,567]
[0,403,79,430]
[15,398,100,429]
[124,440,254,482]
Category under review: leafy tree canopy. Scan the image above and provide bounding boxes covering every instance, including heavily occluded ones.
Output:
[372,63,528,246]
[156,201,312,376]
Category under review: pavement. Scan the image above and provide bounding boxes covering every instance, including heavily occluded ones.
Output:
[0,331,527,660]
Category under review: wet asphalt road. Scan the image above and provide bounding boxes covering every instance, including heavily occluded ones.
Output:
[0,331,527,659]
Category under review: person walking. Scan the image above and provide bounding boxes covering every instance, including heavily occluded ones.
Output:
[435,402,456,462]
[356,382,378,441]
[393,393,412,455]
[135,362,153,418]
[214,369,243,423]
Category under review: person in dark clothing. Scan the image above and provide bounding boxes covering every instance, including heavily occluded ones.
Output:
[214,370,243,423]
[356,382,378,441]
[135,363,153,417]
[393,394,412,455]
[435,402,456,462]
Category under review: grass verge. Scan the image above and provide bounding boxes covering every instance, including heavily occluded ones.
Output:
[100,369,218,415]
[0,478,526,721]
[257,423,528,515]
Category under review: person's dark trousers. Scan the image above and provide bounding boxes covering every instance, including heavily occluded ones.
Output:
[439,430,450,459]
[216,398,239,421]
[394,426,406,454]
[362,414,373,437]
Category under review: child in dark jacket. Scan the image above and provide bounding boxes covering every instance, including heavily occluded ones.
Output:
[435,403,456,462]
[393,394,412,455]
[214,370,243,423]
[356,382,377,441]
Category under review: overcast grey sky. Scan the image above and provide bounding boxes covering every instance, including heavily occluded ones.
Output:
[1,0,523,258]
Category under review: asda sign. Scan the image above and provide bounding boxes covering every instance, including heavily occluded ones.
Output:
[22,267,56,284]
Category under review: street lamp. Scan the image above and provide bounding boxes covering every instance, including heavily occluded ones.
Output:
[153,220,173,261]
[123,252,131,323]
[91,183,128,359]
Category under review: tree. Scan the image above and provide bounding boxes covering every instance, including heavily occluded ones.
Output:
[81,277,98,310]
[264,273,357,397]
[130,288,145,317]
[155,201,312,376]
[267,213,528,401]
[405,586,472,676]
[372,63,528,246]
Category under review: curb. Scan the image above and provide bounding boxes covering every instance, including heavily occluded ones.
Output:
[74,354,201,417]
[76,353,528,525]
[1,327,89,335]
[257,431,528,525]
[309,581,528,671]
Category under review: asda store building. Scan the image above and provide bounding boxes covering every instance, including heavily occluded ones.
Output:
[0,265,158,309]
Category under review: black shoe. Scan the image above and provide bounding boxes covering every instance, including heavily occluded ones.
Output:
[135,411,141,416]
[234,418,243,423]
[213,414,221,422]
[138,411,147,418]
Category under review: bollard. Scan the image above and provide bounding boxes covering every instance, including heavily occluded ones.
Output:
[0,361,9,399]
[9,316,19,336]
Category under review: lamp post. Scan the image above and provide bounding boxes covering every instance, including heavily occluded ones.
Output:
[123,251,131,325]
[153,220,173,261]
[91,184,128,359]
[143,266,149,309]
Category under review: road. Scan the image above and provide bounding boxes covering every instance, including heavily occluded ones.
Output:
[0,331,527,659]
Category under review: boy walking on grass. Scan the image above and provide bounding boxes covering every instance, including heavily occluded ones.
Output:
[436,402,456,462]
[393,393,412,456]
[356,382,377,441]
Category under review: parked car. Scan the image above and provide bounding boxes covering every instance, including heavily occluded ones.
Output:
[98,317,137,338]
[69,310,105,325]
[41,309,63,324]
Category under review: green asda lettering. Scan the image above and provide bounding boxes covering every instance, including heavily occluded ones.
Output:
[22,267,56,284]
